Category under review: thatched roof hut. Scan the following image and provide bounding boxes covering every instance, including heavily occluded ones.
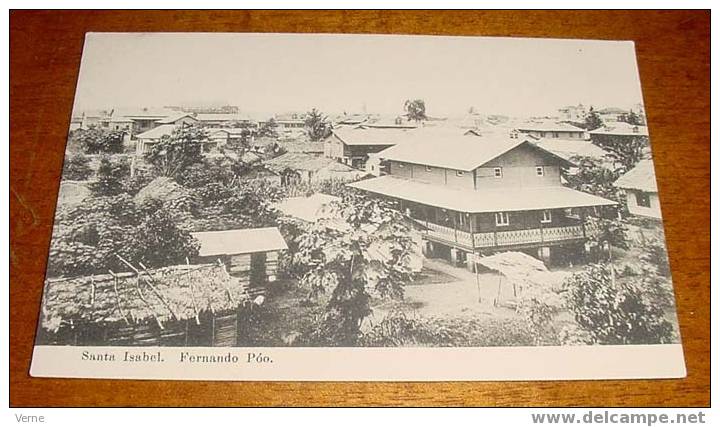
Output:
[40,263,248,332]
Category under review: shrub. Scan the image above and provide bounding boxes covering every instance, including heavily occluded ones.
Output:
[561,263,676,345]
[63,154,92,181]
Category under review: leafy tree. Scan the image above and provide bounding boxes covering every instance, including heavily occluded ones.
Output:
[73,127,125,154]
[63,154,93,181]
[292,192,416,345]
[561,263,675,345]
[145,126,207,178]
[622,110,644,126]
[584,106,604,131]
[604,136,647,173]
[90,157,130,196]
[127,208,200,268]
[47,194,199,278]
[304,108,333,141]
[563,156,622,202]
[177,157,236,188]
[186,180,282,232]
[585,215,630,252]
[403,99,427,123]
[257,118,279,138]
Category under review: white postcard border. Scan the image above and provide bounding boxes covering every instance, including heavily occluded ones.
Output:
[30,344,686,381]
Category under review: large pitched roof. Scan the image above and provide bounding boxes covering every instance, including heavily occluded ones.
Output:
[191,227,288,257]
[374,128,574,171]
[348,176,616,213]
[614,159,658,192]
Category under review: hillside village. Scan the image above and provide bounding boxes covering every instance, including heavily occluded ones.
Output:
[41,100,677,348]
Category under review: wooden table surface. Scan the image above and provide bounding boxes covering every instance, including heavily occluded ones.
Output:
[9,10,710,407]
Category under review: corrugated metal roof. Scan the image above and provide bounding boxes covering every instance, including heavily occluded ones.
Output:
[191,227,288,256]
[348,176,616,213]
[614,159,658,192]
[374,128,571,171]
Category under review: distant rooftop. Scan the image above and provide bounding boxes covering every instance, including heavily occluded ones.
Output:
[516,122,585,133]
[589,122,649,137]
[614,159,658,193]
[333,127,415,147]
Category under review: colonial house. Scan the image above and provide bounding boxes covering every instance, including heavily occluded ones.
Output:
[134,124,177,155]
[155,113,200,127]
[515,122,587,140]
[557,104,587,122]
[207,128,248,150]
[348,129,616,269]
[614,159,662,220]
[596,107,630,123]
[588,121,649,147]
[326,127,414,169]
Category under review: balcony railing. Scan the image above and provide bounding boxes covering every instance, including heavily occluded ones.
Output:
[421,221,596,249]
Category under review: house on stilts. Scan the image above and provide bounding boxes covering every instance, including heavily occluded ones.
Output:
[348,128,616,270]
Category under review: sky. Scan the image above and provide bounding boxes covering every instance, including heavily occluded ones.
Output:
[73,33,646,118]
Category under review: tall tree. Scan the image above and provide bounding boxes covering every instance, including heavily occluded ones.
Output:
[622,110,643,126]
[63,154,93,181]
[73,127,125,154]
[145,125,207,178]
[583,106,604,131]
[90,157,130,196]
[403,99,427,123]
[293,192,416,345]
[304,108,333,141]
[605,136,647,173]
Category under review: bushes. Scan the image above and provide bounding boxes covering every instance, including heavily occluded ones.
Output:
[63,154,92,180]
[90,157,130,196]
[561,263,675,345]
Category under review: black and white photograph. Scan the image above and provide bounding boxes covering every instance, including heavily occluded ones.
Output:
[30,33,684,380]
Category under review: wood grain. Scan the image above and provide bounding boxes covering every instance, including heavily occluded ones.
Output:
[9,10,710,407]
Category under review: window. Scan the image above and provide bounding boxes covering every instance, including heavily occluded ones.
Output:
[493,167,503,178]
[535,166,545,176]
[456,170,464,177]
[495,212,510,226]
[636,191,651,208]
[552,132,559,138]
[541,210,552,224]
[425,165,433,172]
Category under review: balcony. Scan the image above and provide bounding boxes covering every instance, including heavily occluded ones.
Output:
[422,221,596,250]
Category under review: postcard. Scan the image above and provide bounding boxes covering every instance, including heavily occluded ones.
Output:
[30,33,685,380]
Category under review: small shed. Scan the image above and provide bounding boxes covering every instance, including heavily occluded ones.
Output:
[191,227,289,291]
